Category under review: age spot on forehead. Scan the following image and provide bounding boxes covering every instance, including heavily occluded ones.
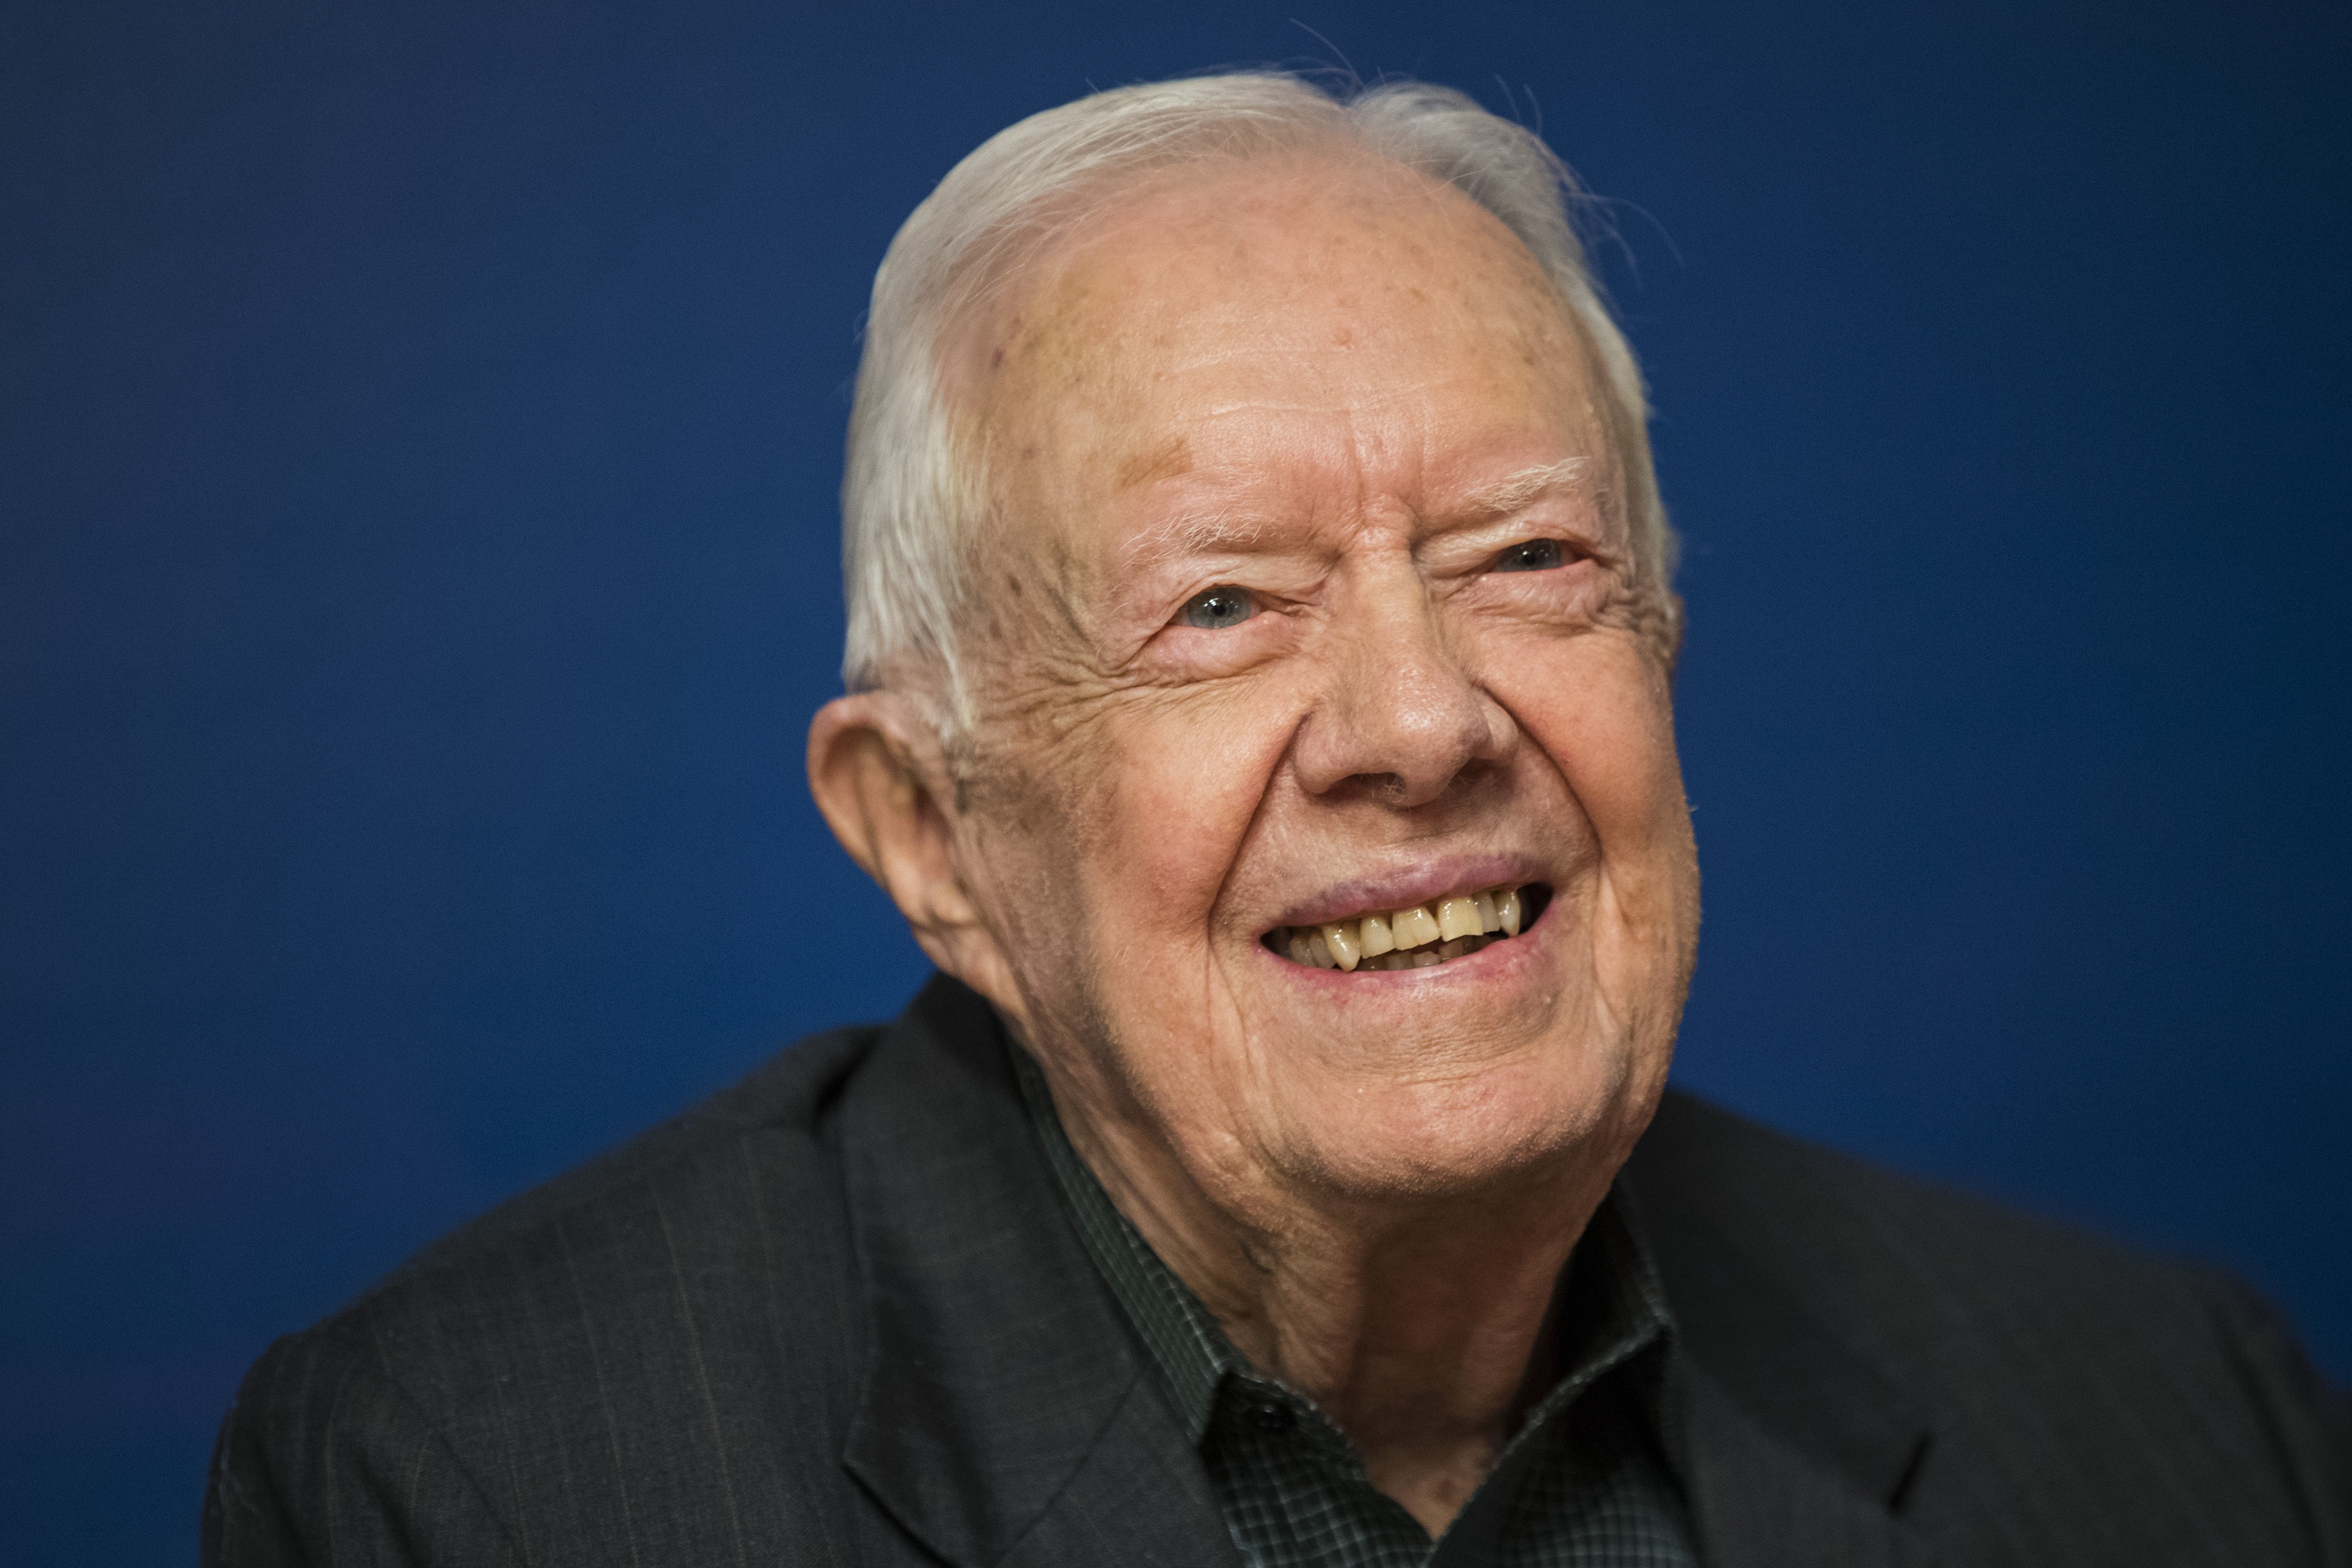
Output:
[1115,436,1193,493]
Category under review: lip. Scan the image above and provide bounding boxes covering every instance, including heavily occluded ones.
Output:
[1260,852,1547,933]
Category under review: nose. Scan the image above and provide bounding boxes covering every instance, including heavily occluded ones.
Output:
[1290,574,1518,808]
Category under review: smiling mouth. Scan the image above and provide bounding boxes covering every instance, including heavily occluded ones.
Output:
[1264,883,1552,973]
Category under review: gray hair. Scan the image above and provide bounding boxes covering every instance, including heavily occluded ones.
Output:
[840,71,1675,724]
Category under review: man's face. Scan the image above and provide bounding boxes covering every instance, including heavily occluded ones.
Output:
[943,157,1699,1216]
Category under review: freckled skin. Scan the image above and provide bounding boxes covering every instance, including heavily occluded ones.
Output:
[812,154,1700,1533]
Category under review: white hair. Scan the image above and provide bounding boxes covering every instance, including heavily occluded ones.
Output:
[840,72,1676,724]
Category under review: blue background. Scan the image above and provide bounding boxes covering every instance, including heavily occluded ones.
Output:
[4,1,2346,1557]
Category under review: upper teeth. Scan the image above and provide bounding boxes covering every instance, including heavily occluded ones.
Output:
[1276,885,1526,973]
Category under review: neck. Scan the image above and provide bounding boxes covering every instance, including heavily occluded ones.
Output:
[1057,1088,1618,1537]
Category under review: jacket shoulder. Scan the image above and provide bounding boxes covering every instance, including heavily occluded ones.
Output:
[1630,1088,2351,1560]
[208,1021,891,1565]
[389,1020,876,1283]
[1632,1088,2242,1340]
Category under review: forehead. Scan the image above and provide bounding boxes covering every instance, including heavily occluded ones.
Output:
[958,155,1613,562]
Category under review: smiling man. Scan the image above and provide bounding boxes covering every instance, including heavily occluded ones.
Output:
[206,75,2347,1567]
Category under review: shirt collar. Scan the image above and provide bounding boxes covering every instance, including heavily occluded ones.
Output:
[1011,1043,1679,1450]
[1013,1045,1233,1440]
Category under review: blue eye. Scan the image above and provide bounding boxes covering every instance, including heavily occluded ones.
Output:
[1495,539,1565,573]
[1180,587,1258,630]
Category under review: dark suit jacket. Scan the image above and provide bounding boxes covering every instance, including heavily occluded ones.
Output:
[205,975,2350,1565]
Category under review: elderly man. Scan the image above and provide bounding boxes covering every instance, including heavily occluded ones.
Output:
[206,75,2347,1566]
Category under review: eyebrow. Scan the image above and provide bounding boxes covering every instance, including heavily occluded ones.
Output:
[1454,457,1591,518]
[1115,507,1271,575]
[1111,456,1595,580]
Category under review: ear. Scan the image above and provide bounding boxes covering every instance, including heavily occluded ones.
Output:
[806,692,1024,1016]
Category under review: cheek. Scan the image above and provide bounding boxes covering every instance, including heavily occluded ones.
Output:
[1084,692,1299,937]
[1497,635,1684,843]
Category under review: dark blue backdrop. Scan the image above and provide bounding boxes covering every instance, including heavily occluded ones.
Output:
[4,1,2346,1558]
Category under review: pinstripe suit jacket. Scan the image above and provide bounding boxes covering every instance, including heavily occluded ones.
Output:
[204,976,2350,1566]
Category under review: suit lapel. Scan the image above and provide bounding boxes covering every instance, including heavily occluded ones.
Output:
[1624,1095,1941,1568]
[1673,1356,1941,1568]
[837,977,1237,1568]
[996,1376,1235,1568]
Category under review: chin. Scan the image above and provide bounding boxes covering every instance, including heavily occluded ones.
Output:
[1266,1044,1656,1206]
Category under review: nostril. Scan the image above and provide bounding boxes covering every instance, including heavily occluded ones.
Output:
[1338,771,1410,802]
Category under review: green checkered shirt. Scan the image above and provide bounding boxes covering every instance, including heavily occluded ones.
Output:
[1013,1051,1697,1568]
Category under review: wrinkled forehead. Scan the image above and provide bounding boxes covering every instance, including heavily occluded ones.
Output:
[941,154,1618,583]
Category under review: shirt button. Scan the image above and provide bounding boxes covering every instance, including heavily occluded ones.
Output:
[1243,1400,1295,1435]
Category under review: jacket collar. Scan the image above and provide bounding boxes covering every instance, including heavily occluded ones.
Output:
[1623,1094,1942,1566]
[836,976,1238,1568]
[1670,1357,1942,1568]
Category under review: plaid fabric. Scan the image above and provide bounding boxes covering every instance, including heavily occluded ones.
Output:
[1014,1052,1697,1568]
